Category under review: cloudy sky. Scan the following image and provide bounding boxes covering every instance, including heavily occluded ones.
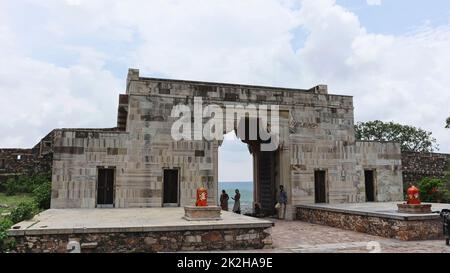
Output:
[1,0,449,182]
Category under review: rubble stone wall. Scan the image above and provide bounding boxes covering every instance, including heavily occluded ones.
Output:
[0,130,55,188]
[0,148,52,189]
[296,206,442,241]
[9,227,272,253]
[402,152,450,186]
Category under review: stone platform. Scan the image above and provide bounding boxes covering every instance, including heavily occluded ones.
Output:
[397,203,432,213]
[296,202,450,241]
[7,208,273,253]
[183,206,222,221]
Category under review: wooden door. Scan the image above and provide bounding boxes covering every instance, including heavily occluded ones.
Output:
[163,169,179,206]
[314,170,327,203]
[97,168,115,206]
[365,170,375,202]
[258,151,277,215]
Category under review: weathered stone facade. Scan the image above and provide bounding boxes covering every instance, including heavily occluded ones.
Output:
[10,228,271,253]
[402,152,450,186]
[355,141,403,202]
[51,129,131,208]
[296,206,442,241]
[49,68,404,217]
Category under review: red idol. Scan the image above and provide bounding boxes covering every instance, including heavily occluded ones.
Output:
[406,185,421,205]
[196,187,208,207]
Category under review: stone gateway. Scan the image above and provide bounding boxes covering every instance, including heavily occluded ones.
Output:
[48,69,403,219]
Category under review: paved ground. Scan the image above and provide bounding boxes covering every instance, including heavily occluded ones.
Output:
[261,219,450,253]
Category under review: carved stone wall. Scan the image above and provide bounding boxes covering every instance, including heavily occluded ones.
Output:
[50,69,405,211]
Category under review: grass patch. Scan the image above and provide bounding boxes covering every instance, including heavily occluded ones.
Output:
[0,193,33,220]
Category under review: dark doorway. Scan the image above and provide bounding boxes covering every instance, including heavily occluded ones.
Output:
[163,169,179,206]
[364,170,375,202]
[257,150,278,216]
[97,168,115,207]
[314,170,327,203]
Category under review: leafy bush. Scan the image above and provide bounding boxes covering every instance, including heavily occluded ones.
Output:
[32,173,51,187]
[444,173,450,190]
[0,199,40,252]
[4,173,51,196]
[0,218,13,252]
[33,181,52,210]
[5,177,22,196]
[0,175,48,252]
[418,177,449,203]
[5,176,33,195]
[9,201,37,224]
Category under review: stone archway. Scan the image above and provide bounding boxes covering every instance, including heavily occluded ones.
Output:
[217,114,289,216]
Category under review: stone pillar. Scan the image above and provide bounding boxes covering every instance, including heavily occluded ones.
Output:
[279,110,292,219]
[212,141,219,206]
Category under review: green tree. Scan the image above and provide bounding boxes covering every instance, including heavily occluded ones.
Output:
[446,117,450,128]
[355,120,437,152]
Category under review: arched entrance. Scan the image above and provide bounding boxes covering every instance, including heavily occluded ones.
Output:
[218,131,253,213]
[219,117,281,217]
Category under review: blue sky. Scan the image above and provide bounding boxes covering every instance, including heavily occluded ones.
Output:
[338,0,450,34]
[1,0,449,181]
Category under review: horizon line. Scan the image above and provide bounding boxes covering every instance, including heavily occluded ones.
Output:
[219,181,253,183]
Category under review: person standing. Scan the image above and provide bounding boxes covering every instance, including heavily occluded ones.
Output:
[231,189,241,214]
[220,190,229,211]
[278,185,287,219]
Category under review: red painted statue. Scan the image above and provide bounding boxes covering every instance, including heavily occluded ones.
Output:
[406,185,421,205]
[196,187,208,206]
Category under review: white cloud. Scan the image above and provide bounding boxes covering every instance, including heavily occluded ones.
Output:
[0,4,121,147]
[0,0,449,157]
[295,0,450,152]
[64,0,81,6]
[366,0,382,6]
[219,132,252,181]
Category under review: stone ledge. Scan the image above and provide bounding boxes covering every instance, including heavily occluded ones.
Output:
[7,208,274,236]
[9,224,273,236]
[8,222,274,236]
[296,206,443,241]
[296,204,440,221]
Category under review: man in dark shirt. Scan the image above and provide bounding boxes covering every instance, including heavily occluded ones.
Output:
[278,185,287,219]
